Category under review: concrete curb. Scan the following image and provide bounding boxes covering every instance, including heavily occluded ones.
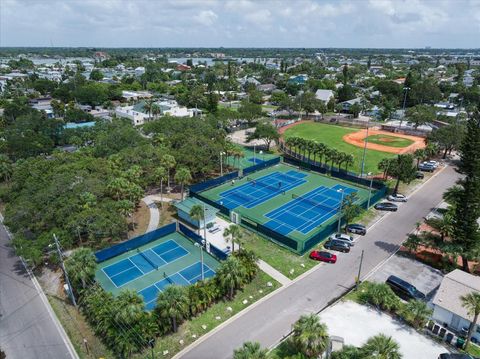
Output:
[0,213,80,359]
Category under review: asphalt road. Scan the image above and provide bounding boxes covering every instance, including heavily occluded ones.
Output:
[0,222,76,359]
[179,164,460,359]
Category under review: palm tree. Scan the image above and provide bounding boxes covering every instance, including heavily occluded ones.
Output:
[161,154,176,190]
[143,98,155,119]
[329,149,340,172]
[233,342,268,359]
[344,154,354,172]
[461,292,480,350]
[216,256,246,299]
[155,285,190,332]
[151,103,161,119]
[361,334,402,359]
[115,290,144,325]
[189,204,204,235]
[378,158,392,179]
[403,299,432,329]
[442,185,462,206]
[174,167,192,200]
[223,224,243,252]
[153,166,167,208]
[291,314,329,358]
[315,143,327,166]
[64,247,96,290]
[413,148,426,168]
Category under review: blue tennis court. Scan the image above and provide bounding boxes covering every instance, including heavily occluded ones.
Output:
[264,184,358,235]
[102,239,189,287]
[218,170,307,210]
[139,262,216,310]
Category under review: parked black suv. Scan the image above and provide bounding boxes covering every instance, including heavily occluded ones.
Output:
[346,223,367,235]
[324,239,351,253]
[386,275,426,301]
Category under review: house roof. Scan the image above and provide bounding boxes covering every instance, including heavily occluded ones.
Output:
[315,89,334,102]
[433,269,480,324]
[173,197,219,215]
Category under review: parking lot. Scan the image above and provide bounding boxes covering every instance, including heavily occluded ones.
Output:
[321,301,450,359]
[367,252,444,302]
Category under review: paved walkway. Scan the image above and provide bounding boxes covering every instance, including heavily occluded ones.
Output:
[258,260,291,286]
[141,195,174,233]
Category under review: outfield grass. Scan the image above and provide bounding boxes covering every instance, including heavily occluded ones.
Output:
[366,134,414,148]
[284,122,396,174]
[137,271,280,359]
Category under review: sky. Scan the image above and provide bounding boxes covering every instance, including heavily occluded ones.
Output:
[1,0,480,49]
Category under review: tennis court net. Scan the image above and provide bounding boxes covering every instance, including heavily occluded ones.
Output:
[292,193,340,212]
[137,249,158,270]
[163,272,174,284]
[247,177,285,194]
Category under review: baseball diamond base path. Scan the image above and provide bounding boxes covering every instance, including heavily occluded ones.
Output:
[343,129,425,154]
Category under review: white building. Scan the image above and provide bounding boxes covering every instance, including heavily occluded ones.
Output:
[135,67,145,77]
[115,99,195,126]
[115,106,150,126]
[432,269,480,343]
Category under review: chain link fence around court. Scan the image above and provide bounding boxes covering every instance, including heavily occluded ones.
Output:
[188,154,387,255]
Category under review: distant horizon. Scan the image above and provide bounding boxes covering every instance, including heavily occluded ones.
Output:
[1,46,479,51]
[1,0,479,49]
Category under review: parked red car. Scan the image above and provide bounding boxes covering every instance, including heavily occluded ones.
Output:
[309,250,337,263]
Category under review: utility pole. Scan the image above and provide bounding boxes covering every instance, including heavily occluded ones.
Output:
[356,250,364,290]
[360,116,370,178]
[202,202,207,243]
[337,189,345,233]
[53,234,77,307]
[399,87,410,129]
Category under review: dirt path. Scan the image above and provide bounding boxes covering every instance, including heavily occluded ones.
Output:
[343,129,425,154]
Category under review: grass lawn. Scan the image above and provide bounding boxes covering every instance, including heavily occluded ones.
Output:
[466,343,480,357]
[136,271,280,359]
[284,122,396,174]
[366,134,414,148]
[242,232,317,279]
[48,295,112,359]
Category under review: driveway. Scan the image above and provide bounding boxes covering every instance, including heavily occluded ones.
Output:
[321,301,449,359]
[368,253,444,302]
[177,165,459,359]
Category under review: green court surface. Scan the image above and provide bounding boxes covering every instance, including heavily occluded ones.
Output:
[283,122,396,174]
[200,163,373,250]
[226,147,279,169]
[95,231,220,309]
[365,134,414,148]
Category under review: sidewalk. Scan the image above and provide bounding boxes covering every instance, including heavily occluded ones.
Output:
[258,260,291,286]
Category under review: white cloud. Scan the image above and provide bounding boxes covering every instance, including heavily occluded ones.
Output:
[0,0,478,47]
[195,10,218,26]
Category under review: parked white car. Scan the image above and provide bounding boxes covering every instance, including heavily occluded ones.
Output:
[387,193,408,202]
[329,233,355,246]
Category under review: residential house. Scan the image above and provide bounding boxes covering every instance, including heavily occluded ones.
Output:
[339,97,362,112]
[134,67,145,77]
[432,269,480,344]
[288,74,308,85]
[314,89,334,104]
[256,84,277,93]
[176,64,191,71]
